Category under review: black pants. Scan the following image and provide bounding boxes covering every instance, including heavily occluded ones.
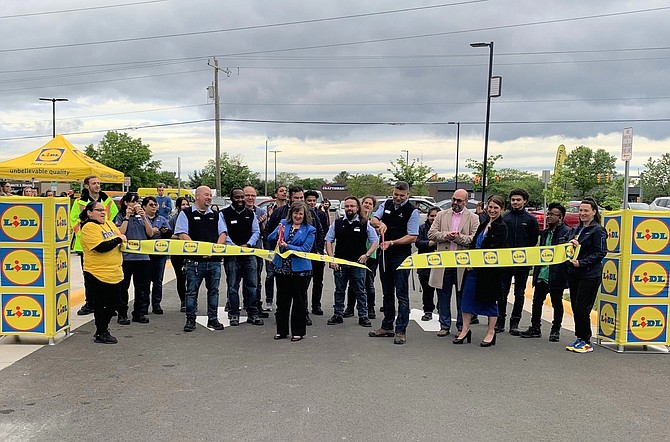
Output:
[499,267,531,322]
[275,274,309,337]
[84,272,120,335]
[119,260,150,318]
[79,253,92,306]
[309,260,325,311]
[568,277,600,343]
[170,255,187,305]
[418,270,435,313]
[530,281,564,331]
[255,256,264,310]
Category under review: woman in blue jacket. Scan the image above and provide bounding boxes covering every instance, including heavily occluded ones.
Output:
[566,197,607,354]
[268,201,316,341]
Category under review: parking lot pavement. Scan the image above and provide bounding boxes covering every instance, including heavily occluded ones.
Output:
[1,266,669,441]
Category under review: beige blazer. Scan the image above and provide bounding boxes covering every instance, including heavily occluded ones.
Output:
[427,208,480,290]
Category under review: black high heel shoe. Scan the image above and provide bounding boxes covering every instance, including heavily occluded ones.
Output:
[452,330,472,344]
[480,333,497,347]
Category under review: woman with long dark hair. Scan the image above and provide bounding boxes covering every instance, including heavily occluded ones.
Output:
[169,197,190,312]
[79,200,126,343]
[565,197,607,354]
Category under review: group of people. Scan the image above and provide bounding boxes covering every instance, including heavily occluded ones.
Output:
[1,181,67,197]
[69,175,606,353]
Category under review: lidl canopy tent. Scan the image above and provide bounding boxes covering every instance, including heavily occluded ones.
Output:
[0,135,124,183]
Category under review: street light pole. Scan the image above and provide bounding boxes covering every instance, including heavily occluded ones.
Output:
[448,122,461,189]
[269,150,281,190]
[470,41,494,203]
[401,149,409,163]
[264,138,269,196]
[39,97,68,138]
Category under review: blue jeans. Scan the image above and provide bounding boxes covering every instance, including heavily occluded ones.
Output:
[333,266,367,317]
[149,255,168,309]
[224,256,258,318]
[184,260,222,321]
[379,253,410,334]
[436,269,463,331]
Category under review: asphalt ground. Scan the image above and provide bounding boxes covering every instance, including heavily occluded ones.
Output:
[0,267,669,441]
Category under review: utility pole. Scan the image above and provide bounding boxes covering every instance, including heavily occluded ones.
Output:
[208,58,231,197]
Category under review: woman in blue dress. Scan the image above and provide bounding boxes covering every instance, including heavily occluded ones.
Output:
[454,195,508,347]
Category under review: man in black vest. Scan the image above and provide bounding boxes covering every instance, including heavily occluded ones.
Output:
[325,196,379,327]
[305,190,330,316]
[369,181,419,345]
[175,186,228,332]
[222,187,263,326]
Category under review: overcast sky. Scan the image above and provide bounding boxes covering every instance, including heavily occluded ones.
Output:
[1,0,668,186]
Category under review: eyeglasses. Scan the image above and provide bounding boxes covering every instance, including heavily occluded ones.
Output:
[451,198,465,203]
[546,212,561,217]
[147,203,157,207]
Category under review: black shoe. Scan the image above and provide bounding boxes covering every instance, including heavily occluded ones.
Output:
[77,303,94,316]
[327,315,344,325]
[117,315,130,326]
[207,319,225,330]
[229,316,240,326]
[246,317,264,326]
[259,311,270,318]
[379,306,384,313]
[152,307,164,315]
[359,317,372,327]
[509,321,520,336]
[305,315,313,326]
[494,318,505,333]
[480,333,497,347]
[549,329,560,342]
[368,311,376,319]
[520,327,542,338]
[132,316,149,324]
[183,318,196,332]
[224,302,230,312]
[453,330,472,344]
[94,331,118,344]
[343,309,354,318]
[111,311,117,316]
[421,312,432,321]
[312,307,324,316]
[179,305,186,313]
[470,316,480,325]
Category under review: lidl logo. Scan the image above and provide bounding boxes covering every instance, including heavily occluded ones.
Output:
[632,218,670,254]
[605,217,621,253]
[55,247,69,285]
[1,294,45,333]
[565,246,575,259]
[630,261,669,298]
[35,148,65,162]
[455,252,470,266]
[511,249,527,264]
[598,301,617,339]
[600,259,619,295]
[212,244,227,254]
[55,290,69,330]
[240,246,254,254]
[483,251,498,265]
[154,240,169,253]
[126,240,140,250]
[627,305,667,342]
[183,242,198,253]
[539,248,554,263]
[0,204,43,242]
[400,256,413,267]
[55,205,69,242]
[427,253,442,266]
[1,249,44,287]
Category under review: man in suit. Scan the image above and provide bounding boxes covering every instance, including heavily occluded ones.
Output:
[428,188,480,336]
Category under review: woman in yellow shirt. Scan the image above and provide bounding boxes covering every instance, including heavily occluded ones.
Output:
[79,201,126,344]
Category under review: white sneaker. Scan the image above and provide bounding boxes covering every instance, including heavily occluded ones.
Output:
[263,302,273,312]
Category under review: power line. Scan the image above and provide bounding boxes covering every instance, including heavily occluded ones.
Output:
[0,0,169,19]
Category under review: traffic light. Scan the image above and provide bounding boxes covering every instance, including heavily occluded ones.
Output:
[495,175,501,182]
[605,173,611,182]
[596,173,602,183]
[474,175,481,185]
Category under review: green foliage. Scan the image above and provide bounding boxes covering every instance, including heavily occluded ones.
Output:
[641,153,670,202]
[275,172,300,187]
[346,174,391,198]
[485,168,545,207]
[297,177,327,190]
[600,176,625,209]
[464,153,503,194]
[187,153,260,195]
[387,156,433,193]
[84,131,161,191]
[562,146,616,197]
[546,168,571,205]
[333,171,351,184]
[156,170,178,188]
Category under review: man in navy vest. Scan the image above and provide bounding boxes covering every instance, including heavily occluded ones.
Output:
[222,187,263,326]
[175,186,227,332]
[369,181,419,345]
[325,196,379,327]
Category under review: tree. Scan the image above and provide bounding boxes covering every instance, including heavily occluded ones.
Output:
[600,176,625,209]
[156,171,178,188]
[545,169,571,205]
[387,156,433,195]
[187,153,260,196]
[85,131,161,191]
[275,172,300,187]
[464,153,503,194]
[485,168,545,207]
[345,174,390,197]
[641,153,670,202]
[333,171,351,184]
[562,146,616,198]
[297,177,327,190]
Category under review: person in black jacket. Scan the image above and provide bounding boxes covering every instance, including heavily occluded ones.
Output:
[416,207,439,321]
[519,202,571,341]
[305,190,330,316]
[497,188,540,335]
[565,197,607,354]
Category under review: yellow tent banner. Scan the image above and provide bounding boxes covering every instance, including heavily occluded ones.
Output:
[0,135,124,183]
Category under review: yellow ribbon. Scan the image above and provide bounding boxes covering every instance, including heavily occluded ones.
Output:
[121,239,368,270]
[397,243,579,269]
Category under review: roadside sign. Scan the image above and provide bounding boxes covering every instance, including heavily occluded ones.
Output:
[622,127,633,161]
[124,176,131,187]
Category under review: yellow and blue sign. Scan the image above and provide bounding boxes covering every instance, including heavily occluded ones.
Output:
[627,304,667,343]
[598,300,617,341]
[55,246,69,286]
[631,216,670,255]
[600,258,619,297]
[0,202,43,243]
[605,215,621,254]
[1,293,46,334]
[55,290,69,332]
[35,147,65,163]
[628,259,669,298]
[1,248,44,287]
[54,203,69,243]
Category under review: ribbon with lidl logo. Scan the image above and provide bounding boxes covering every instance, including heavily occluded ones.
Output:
[398,243,579,269]
[121,239,368,270]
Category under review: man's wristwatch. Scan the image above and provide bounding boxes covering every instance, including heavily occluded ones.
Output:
[365,253,371,258]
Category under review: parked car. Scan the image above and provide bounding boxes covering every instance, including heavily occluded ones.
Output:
[530,200,605,231]
[649,196,670,211]
[374,197,438,223]
[626,202,650,210]
[436,198,479,212]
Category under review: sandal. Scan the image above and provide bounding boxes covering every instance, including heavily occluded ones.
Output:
[290,336,303,342]
[274,334,287,340]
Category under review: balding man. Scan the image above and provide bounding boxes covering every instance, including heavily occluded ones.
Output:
[428,189,479,336]
[175,186,227,332]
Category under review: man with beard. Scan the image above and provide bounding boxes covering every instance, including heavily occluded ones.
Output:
[70,175,119,315]
[428,189,480,336]
[305,190,330,316]
[222,187,263,326]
